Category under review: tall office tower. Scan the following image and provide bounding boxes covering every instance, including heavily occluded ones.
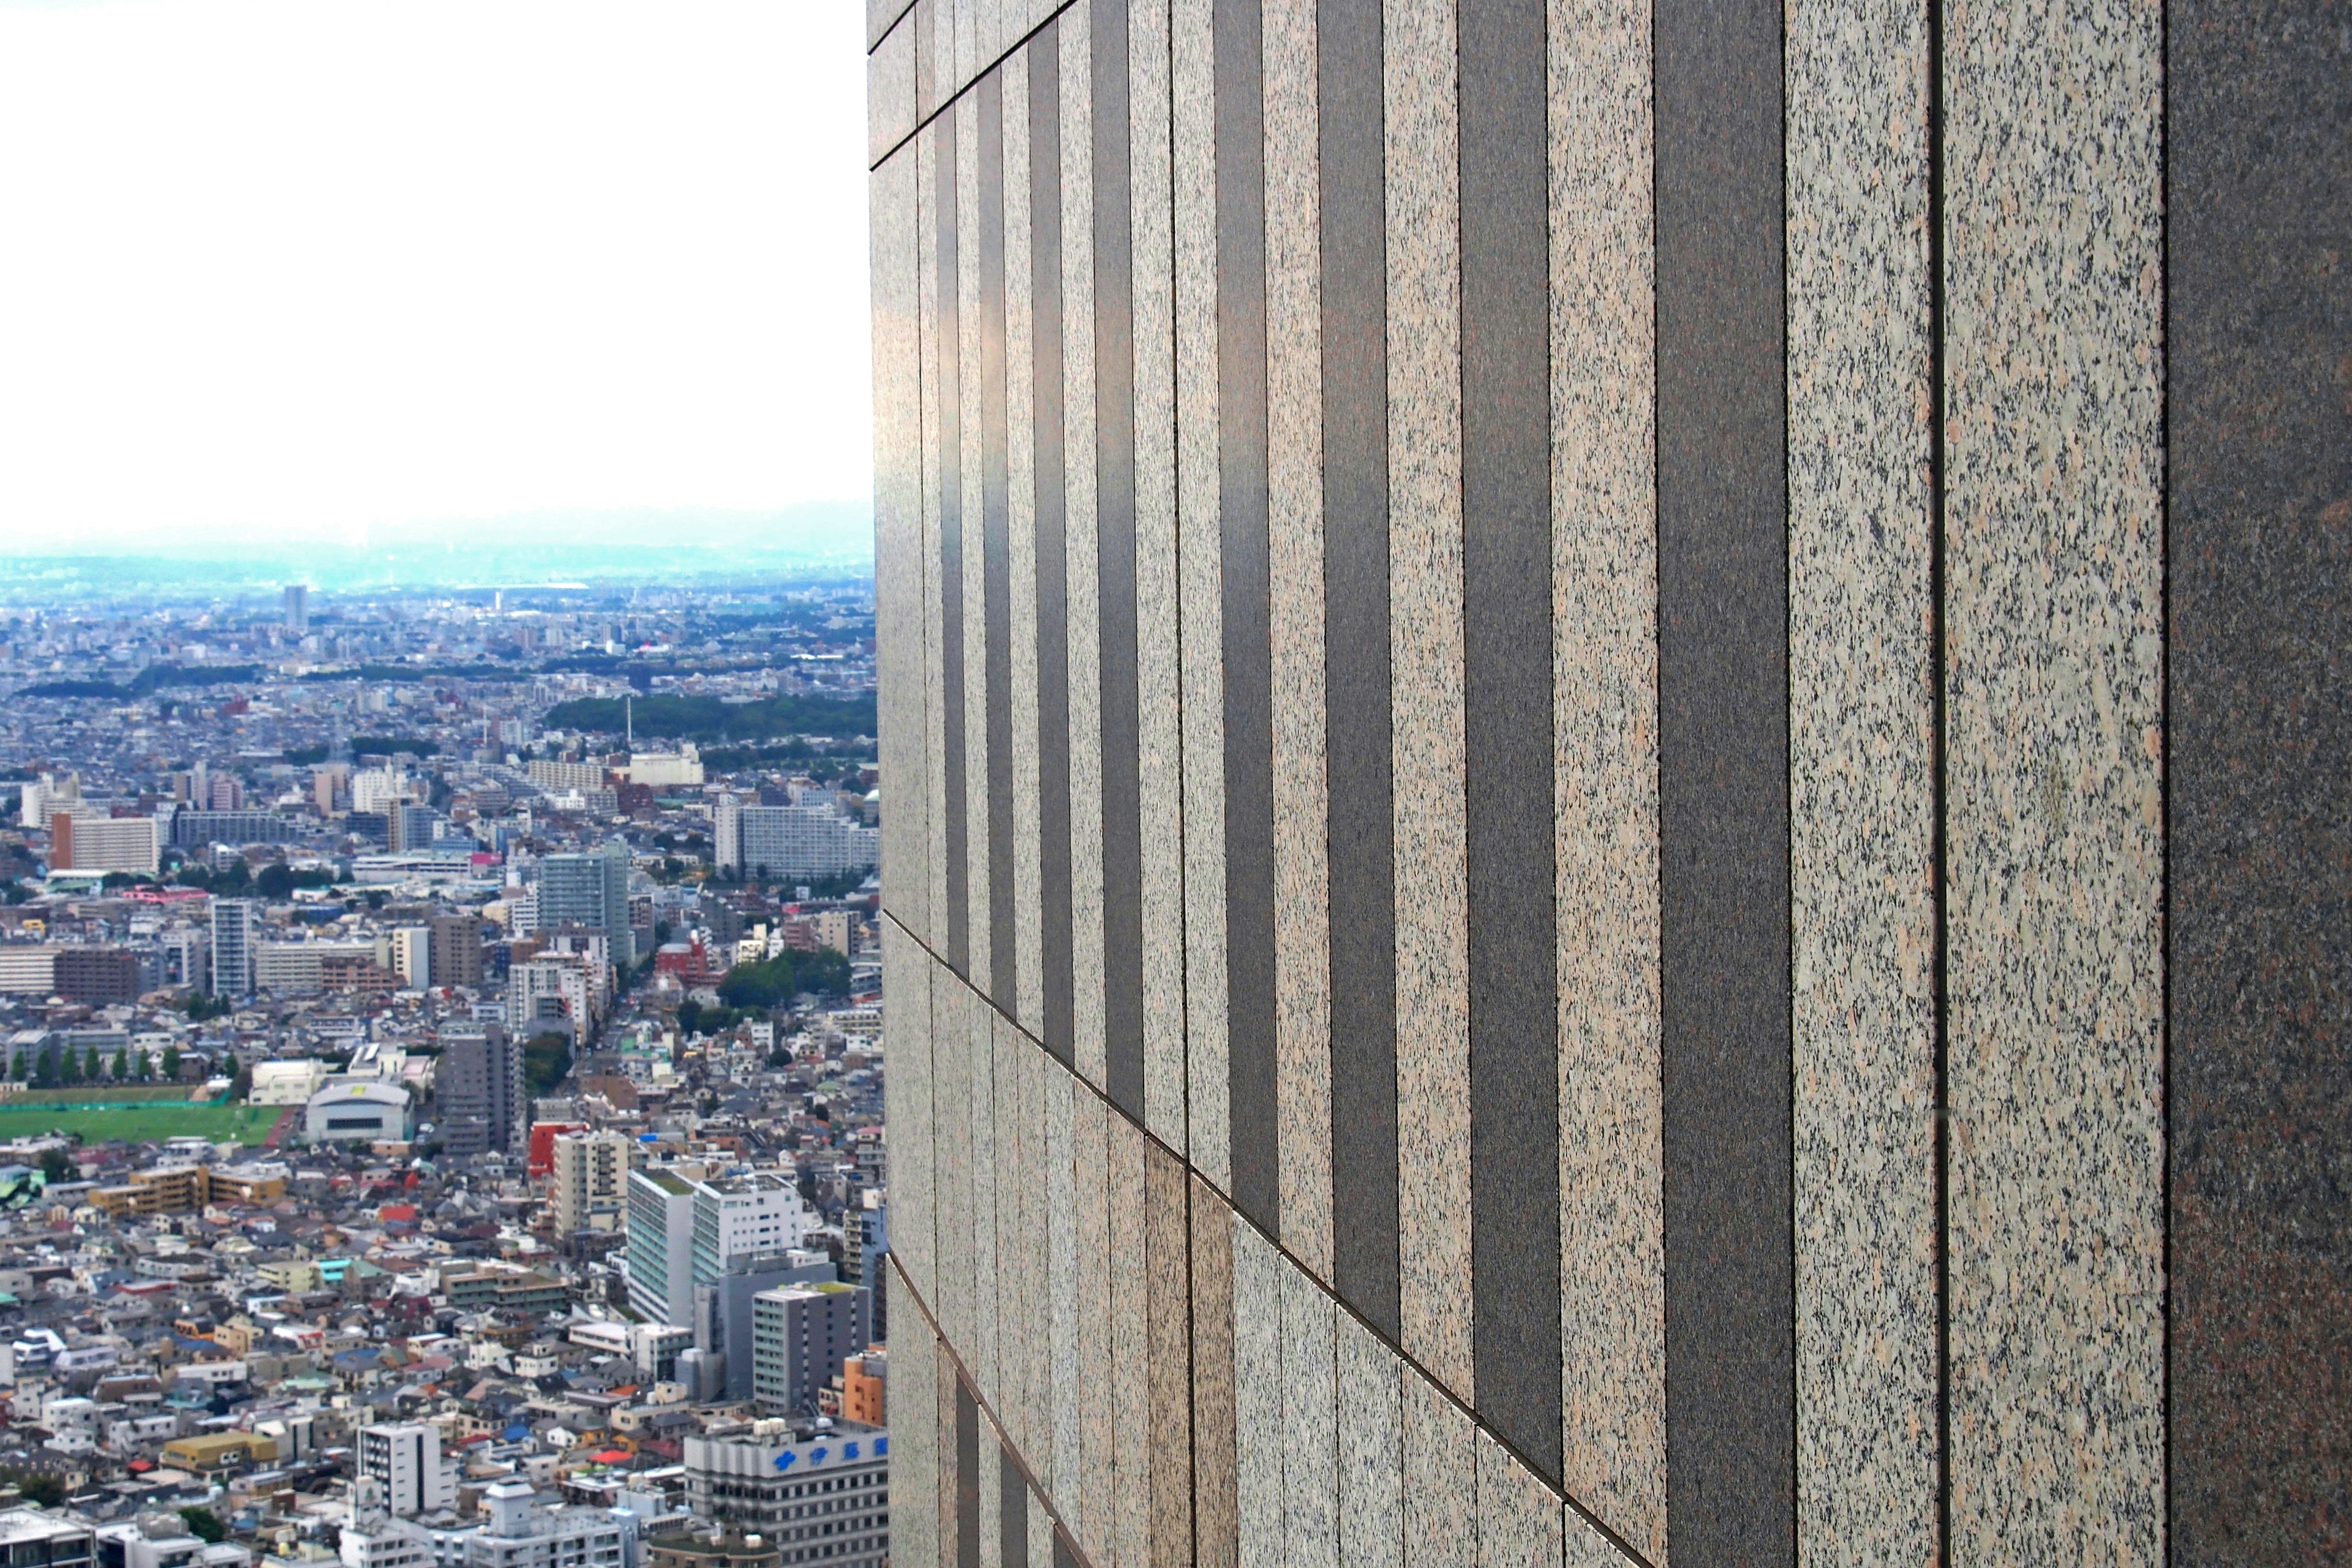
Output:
[549,1128,640,1234]
[712,791,741,872]
[866,4,2350,1562]
[284,584,309,633]
[435,1022,521,1158]
[752,1283,873,1416]
[386,804,435,854]
[383,926,429,989]
[535,839,635,965]
[357,1422,454,1517]
[624,1167,698,1325]
[208,899,256,997]
[426,913,483,991]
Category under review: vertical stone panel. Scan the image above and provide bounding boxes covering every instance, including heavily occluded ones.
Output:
[894,1316,941,1568]
[1190,1176,1238,1568]
[2170,2,2352,1557]
[934,969,972,1355]
[1005,44,1046,1041]
[1074,1093,1115,1561]
[979,1428,1003,1568]
[925,116,962,964]
[996,1017,1032,1458]
[970,998,1002,1407]
[917,0,940,121]
[982,67,1020,1012]
[1546,0,1663,1544]
[1060,1,1109,1093]
[1319,0,1399,1338]
[1384,0,1471,1402]
[1030,23,1079,1068]
[1261,0,1332,1283]
[1216,0,1278,1234]
[875,140,932,949]
[963,91,998,1000]
[1000,1448,1030,1568]
[1108,1115,1149,1568]
[1093,0,1147,1117]
[1232,1219,1285,1568]
[1404,1367,1477,1568]
[1046,1061,1079,1500]
[1029,1491,1057,1568]
[1477,1428,1567,1568]
[1784,0,1938,1561]
[884,922,937,1306]
[1458,0,1561,1487]
[1172,0,1229,1186]
[1145,1145,1195,1568]
[1280,1254,1338,1568]
[956,1373,982,1568]
[1335,1311,1403,1568]
[1654,0,1793,1558]
[1944,0,2165,1559]
[872,10,918,166]
[1129,0,1188,1155]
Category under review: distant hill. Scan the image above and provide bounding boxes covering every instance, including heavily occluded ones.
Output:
[541,692,876,743]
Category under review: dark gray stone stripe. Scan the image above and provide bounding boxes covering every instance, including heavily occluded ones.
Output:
[1094,0,1145,1117]
[1053,1526,1080,1568]
[1318,0,1398,1340]
[2169,2,2352,1560]
[1000,1447,1028,1566]
[954,1376,980,1568]
[1030,23,1077,1068]
[937,112,970,975]
[1216,0,1278,1234]
[979,71,1018,1003]
[1654,0,1793,1559]
[1458,0,1561,1489]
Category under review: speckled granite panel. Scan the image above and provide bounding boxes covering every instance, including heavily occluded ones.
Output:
[970,991,1001,1406]
[1046,1063,1079,1501]
[1172,0,1230,1191]
[1058,4,1108,1094]
[1005,46,1047,1042]
[1074,1093,1115,1561]
[1128,0,1188,1156]
[871,12,917,167]
[933,967,971,1355]
[1261,0,1332,1283]
[921,127,954,949]
[1944,0,2166,1561]
[1231,1219,1284,1568]
[1784,1,1938,1561]
[945,1346,968,1568]
[892,1310,940,1568]
[956,0,976,99]
[979,1429,1003,1568]
[1108,1115,1149,1568]
[997,1017,1033,1458]
[1384,0,1472,1402]
[1279,1254,1338,1568]
[1402,1363,1476,1568]
[875,149,931,949]
[870,0,913,54]
[884,921,935,1305]
[1476,1428,1566,1568]
[960,94,997,999]
[1145,1143,1194,1568]
[1029,1490,1056,1568]
[1335,1311,1403,1568]
[1190,1177,1238,1568]
[2169,6,2352,1558]
[916,0,939,121]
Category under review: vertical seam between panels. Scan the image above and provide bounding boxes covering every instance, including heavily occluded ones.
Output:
[1928,0,1950,1555]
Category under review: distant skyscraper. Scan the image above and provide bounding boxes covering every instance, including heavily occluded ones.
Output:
[534,838,634,965]
[284,584,309,633]
[435,1022,522,1158]
[209,899,257,997]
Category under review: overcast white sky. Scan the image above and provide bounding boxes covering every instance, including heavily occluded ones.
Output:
[0,0,870,554]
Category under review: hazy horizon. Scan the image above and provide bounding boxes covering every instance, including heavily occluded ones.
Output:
[0,1,870,556]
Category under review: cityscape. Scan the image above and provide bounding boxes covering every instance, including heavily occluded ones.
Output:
[0,571,894,1568]
[0,0,2340,1562]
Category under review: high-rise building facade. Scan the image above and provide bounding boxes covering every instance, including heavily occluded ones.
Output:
[751,1283,873,1417]
[49,813,159,876]
[536,840,636,965]
[284,584,309,633]
[436,1022,522,1158]
[427,913,483,991]
[357,1422,456,1518]
[208,899,257,998]
[867,2,2348,1564]
[550,1129,642,1234]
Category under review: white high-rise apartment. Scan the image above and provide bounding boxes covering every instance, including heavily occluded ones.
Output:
[209,899,258,997]
[358,1422,456,1517]
[551,1129,641,1234]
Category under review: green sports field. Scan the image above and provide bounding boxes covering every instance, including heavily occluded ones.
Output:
[6,1086,211,1106]
[0,1102,281,1146]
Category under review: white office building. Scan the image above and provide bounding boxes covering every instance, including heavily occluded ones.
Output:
[682,1423,888,1568]
[713,796,877,880]
[361,1422,458,1518]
